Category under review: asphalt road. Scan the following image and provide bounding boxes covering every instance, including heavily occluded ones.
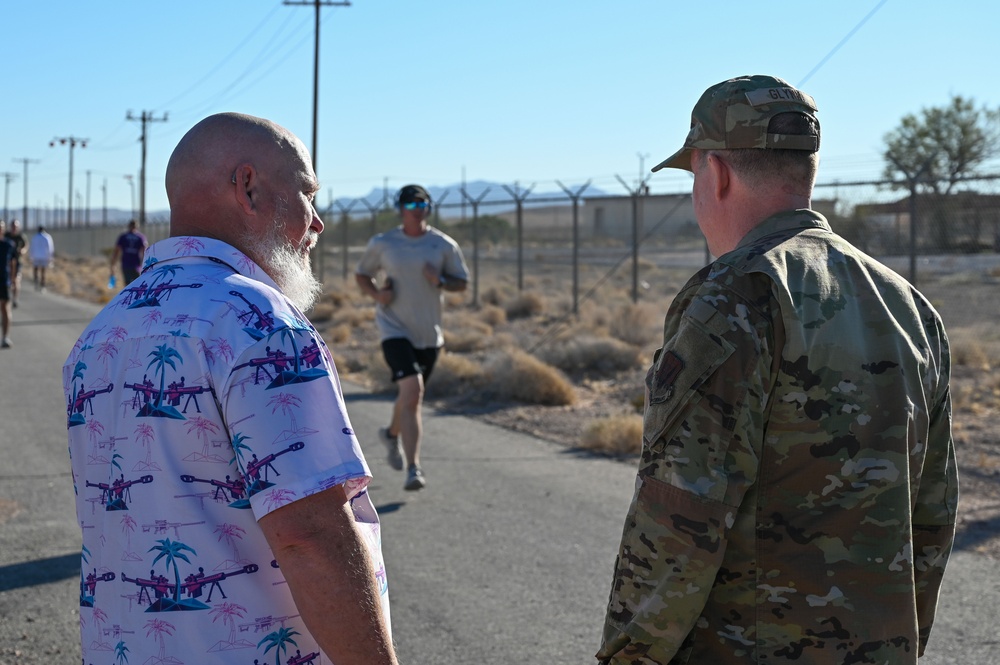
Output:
[0,286,996,664]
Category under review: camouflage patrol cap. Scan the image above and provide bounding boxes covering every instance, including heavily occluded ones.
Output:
[651,74,819,172]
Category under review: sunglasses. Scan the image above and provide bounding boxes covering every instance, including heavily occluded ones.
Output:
[402,201,430,210]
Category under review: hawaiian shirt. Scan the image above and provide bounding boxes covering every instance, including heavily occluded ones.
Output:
[64,236,389,665]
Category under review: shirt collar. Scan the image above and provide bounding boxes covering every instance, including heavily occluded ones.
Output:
[142,236,280,292]
[736,209,832,250]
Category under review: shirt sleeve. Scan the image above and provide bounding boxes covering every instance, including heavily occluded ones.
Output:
[355,236,382,278]
[599,275,775,664]
[221,324,372,521]
[911,315,959,655]
[442,237,470,281]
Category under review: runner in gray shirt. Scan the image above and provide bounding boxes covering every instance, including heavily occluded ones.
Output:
[356,184,470,490]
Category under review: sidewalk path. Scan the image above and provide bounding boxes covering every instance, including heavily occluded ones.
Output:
[0,286,995,663]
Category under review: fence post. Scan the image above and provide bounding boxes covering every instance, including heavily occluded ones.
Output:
[887,151,935,287]
[500,182,535,292]
[432,190,450,228]
[460,187,491,307]
[333,199,358,281]
[556,180,590,314]
[615,174,649,303]
[359,197,380,241]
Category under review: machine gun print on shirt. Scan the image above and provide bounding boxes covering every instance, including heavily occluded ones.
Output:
[118,538,261,612]
[179,440,308,510]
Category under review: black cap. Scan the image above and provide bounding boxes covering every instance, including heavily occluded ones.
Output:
[396,184,431,206]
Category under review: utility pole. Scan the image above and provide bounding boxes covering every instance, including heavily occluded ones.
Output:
[126,110,168,227]
[0,172,17,222]
[283,0,350,175]
[12,158,40,228]
[49,136,88,228]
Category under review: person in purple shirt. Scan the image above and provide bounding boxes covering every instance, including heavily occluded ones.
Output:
[110,219,149,285]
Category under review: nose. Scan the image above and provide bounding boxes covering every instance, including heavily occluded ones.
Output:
[311,204,324,234]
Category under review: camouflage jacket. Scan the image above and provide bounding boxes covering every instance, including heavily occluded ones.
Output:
[598,210,958,664]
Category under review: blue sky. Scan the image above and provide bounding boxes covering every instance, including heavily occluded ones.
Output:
[2,0,997,219]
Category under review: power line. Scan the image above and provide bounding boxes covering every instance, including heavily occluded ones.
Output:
[798,0,890,87]
[162,12,311,132]
[155,3,286,110]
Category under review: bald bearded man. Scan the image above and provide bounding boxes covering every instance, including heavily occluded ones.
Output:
[64,113,397,665]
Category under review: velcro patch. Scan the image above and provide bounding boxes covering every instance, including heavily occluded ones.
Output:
[745,87,817,110]
[656,350,685,391]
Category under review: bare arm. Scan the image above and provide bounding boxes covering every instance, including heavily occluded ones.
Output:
[355,272,394,306]
[421,262,467,292]
[259,484,397,665]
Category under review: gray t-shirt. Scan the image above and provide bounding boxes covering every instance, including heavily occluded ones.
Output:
[356,226,470,348]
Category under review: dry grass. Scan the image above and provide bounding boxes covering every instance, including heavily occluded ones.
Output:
[425,351,484,398]
[950,326,999,370]
[609,302,660,348]
[484,348,576,406]
[443,311,494,353]
[537,334,642,377]
[505,292,546,320]
[478,304,507,326]
[581,414,644,455]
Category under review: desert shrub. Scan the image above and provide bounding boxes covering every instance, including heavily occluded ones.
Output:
[537,335,642,377]
[485,349,575,406]
[331,304,374,328]
[950,328,992,369]
[324,323,352,344]
[443,316,493,353]
[309,301,336,323]
[609,302,659,348]
[479,304,507,326]
[426,352,485,398]
[579,299,611,331]
[505,292,546,320]
[580,414,643,455]
[481,286,507,307]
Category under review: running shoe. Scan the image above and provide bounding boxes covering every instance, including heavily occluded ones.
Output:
[379,427,404,471]
[404,465,426,491]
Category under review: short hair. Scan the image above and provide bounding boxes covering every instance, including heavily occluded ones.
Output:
[717,112,819,193]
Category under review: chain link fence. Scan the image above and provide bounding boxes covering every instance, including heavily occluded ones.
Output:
[45,174,1000,306]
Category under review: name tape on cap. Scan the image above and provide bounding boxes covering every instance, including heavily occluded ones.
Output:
[745,87,817,110]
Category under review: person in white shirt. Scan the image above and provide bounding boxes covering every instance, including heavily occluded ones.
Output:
[63,112,397,665]
[355,184,470,491]
[28,226,55,289]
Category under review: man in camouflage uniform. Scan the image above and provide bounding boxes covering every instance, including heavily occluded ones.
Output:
[597,75,958,664]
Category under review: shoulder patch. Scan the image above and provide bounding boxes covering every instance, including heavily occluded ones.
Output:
[655,350,685,391]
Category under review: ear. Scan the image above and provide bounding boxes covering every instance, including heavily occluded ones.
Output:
[706,152,730,202]
[232,163,257,214]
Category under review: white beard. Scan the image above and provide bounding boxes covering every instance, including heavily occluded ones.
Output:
[242,220,323,312]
